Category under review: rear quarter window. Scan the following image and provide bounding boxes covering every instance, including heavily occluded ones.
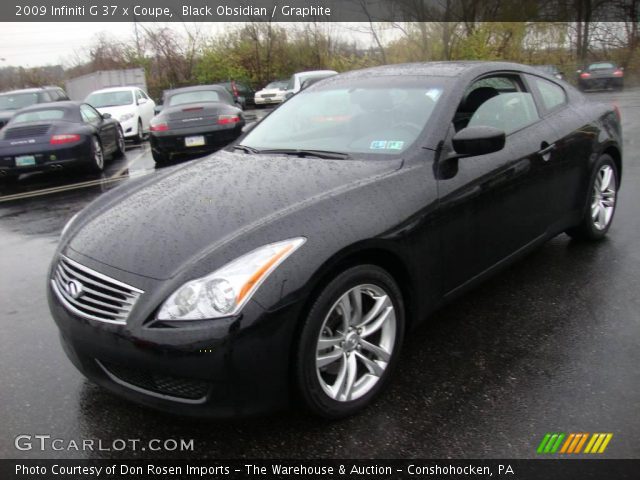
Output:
[531,76,567,111]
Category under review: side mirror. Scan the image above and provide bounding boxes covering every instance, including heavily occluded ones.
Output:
[154,105,163,115]
[102,113,112,119]
[137,98,148,105]
[452,126,505,157]
[284,91,294,100]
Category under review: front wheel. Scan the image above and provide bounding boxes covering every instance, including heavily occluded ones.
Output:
[566,154,619,241]
[296,265,405,418]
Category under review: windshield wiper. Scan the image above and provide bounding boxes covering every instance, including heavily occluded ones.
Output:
[257,148,351,160]
[232,144,260,154]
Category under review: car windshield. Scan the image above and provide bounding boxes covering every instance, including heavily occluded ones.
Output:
[86,91,133,108]
[0,92,39,110]
[588,63,615,70]
[168,90,221,106]
[241,76,446,157]
[12,109,66,123]
[265,81,287,90]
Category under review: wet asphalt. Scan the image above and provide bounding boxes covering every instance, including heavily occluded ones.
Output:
[0,93,639,460]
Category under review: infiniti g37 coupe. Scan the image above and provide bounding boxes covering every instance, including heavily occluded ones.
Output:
[48,62,622,418]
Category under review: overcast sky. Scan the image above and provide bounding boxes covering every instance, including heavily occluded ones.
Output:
[0,22,380,69]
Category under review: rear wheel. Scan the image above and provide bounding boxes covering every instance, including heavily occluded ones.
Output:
[87,137,104,173]
[152,149,170,165]
[566,154,618,241]
[296,265,405,418]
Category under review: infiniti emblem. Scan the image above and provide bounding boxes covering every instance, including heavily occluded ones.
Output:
[65,279,84,299]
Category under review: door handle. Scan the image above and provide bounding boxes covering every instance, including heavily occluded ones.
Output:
[538,142,556,161]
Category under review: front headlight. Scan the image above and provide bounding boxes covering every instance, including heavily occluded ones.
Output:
[157,237,306,321]
[119,113,135,122]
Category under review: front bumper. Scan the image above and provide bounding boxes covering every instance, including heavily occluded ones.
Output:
[47,252,302,417]
[119,116,138,138]
[255,96,284,105]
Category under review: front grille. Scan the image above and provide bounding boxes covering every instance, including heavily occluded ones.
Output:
[50,255,143,325]
[97,360,209,403]
[3,124,50,139]
[261,93,276,98]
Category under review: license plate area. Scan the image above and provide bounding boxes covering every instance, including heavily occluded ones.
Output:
[185,136,205,147]
[15,155,36,167]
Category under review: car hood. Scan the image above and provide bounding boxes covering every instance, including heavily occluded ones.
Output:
[68,150,403,280]
[94,104,136,120]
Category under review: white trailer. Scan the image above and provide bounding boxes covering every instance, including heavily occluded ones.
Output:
[65,68,147,101]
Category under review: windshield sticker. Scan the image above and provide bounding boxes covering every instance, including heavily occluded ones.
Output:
[370,140,405,151]
[370,140,387,150]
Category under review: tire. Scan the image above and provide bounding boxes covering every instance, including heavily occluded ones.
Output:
[566,154,619,241]
[295,265,405,418]
[114,127,126,158]
[134,119,144,144]
[87,137,104,173]
[152,149,170,165]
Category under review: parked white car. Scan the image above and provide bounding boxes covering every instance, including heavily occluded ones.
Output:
[254,80,288,106]
[286,70,338,96]
[85,87,155,142]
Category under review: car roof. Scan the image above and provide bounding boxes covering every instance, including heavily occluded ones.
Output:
[88,86,142,94]
[16,100,82,112]
[164,85,229,95]
[0,87,60,95]
[336,61,547,79]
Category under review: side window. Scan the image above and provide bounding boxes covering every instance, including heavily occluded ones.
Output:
[80,104,101,124]
[453,75,523,132]
[468,92,539,135]
[58,89,69,100]
[135,90,144,103]
[531,76,566,111]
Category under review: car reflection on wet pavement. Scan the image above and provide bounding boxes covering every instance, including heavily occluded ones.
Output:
[0,97,639,459]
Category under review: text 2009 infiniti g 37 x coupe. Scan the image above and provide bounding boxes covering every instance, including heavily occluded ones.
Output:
[48,62,622,418]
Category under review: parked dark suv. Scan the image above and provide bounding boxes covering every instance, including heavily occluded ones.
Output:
[214,81,255,109]
[0,86,70,129]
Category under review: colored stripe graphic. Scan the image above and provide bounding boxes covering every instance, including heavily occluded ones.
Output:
[539,433,613,454]
[585,433,614,454]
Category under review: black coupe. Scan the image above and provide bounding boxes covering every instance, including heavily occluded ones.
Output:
[0,101,124,182]
[48,62,622,418]
[577,62,625,91]
[149,85,245,164]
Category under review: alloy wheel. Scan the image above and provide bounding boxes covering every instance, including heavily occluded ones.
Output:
[315,284,396,402]
[591,164,616,230]
[117,129,125,154]
[93,138,104,170]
